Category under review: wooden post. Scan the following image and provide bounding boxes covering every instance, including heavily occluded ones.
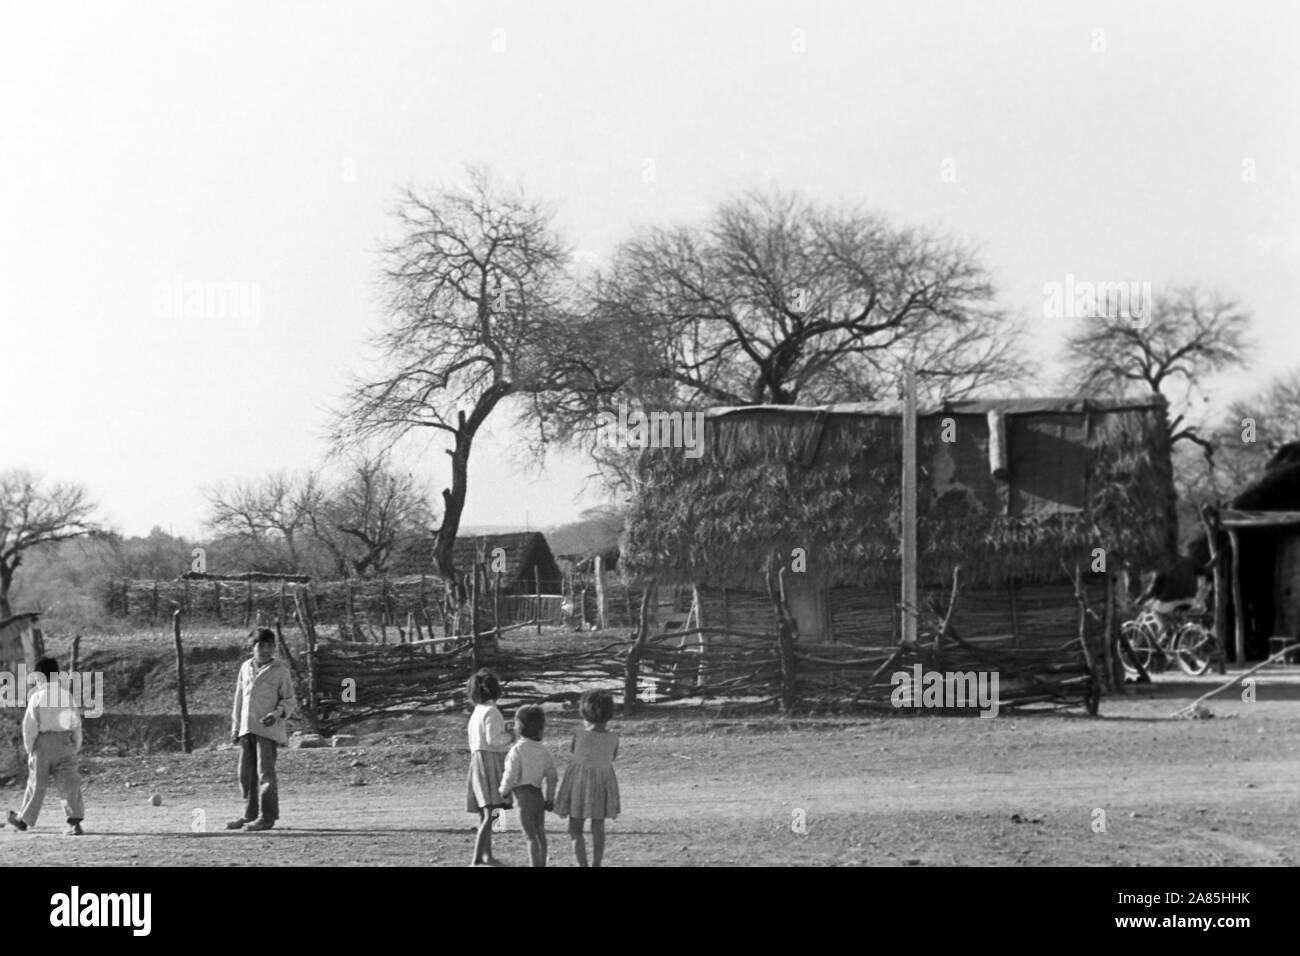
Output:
[1198,504,1229,675]
[824,586,833,643]
[535,566,542,634]
[379,574,390,634]
[624,584,654,716]
[594,555,607,631]
[494,569,502,645]
[767,557,799,714]
[1212,550,1228,675]
[152,582,159,623]
[70,632,82,675]
[213,581,221,622]
[1071,563,1101,713]
[275,616,291,663]
[244,578,254,627]
[25,626,46,669]
[278,579,286,630]
[469,569,482,671]
[693,583,708,686]
[417,574,432,642]
[344,578,354,640]
[1008,580,1020,648]
[900,365,919,645]
[122,580,129,619]
[172,608,192,754]
[1102,573,1118,691]
[1228,529,1246,664]
[295,586,320,731]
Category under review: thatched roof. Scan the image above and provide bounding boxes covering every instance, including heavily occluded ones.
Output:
[1215,442,1300,530]
[623,395,1176,589]
[1230,442,1300,511]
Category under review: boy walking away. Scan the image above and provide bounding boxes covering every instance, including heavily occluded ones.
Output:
[227,629,296,832]
[6,657,86,836]
[498,704,558,867]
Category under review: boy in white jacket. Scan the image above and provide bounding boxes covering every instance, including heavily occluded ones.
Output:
[227,629,296,832]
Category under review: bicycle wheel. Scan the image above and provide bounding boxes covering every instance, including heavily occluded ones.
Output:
[1173,622,1215,676]
[1120,619,1157,677]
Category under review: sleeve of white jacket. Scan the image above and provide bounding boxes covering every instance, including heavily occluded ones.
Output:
[278,667,296,720]
[231,664,245,737]
[499,746,520,798]
[22,696,39,755]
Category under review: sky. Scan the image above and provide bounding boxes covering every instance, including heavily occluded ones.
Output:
[3,0,1298,538]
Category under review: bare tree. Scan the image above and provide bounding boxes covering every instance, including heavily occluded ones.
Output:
[525,188,1025,494]
[1063,286,1250,448]
[204,471,323,571]
[335,168,573,594]
[595,189,1022,404]
[1180,368,1300,509]
[0,470,98,618]
[307,453,435,578]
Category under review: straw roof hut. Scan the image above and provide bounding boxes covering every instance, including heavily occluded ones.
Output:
[623,396,1176,644]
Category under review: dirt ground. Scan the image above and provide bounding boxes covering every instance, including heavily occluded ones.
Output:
[3,659,1298,866]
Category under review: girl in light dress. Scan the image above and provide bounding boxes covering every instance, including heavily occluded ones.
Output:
[465,668,512,866]
[554,689,620,867]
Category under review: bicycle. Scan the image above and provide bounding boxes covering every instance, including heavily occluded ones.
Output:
[1120,602,1217,678]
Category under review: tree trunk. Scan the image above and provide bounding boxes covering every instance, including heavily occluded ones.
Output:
[431,425,473,603]
[0,565,13,620]
[623,584,654,716]
[428,390,511,612]
[1158,407,1181,561]
[284,530,299,572]
[594,555,607,631]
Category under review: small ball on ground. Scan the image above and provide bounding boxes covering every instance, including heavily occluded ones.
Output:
[150,794,163,806]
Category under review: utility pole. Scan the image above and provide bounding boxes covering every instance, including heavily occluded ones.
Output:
[901,365,918,645]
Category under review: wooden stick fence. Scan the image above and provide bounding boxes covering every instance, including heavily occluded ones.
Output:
[123,572,1107,735]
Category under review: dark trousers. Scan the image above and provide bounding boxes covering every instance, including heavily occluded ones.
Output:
[238,734,279,823]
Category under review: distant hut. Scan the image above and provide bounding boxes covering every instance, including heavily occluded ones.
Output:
[556,547,620,578]
[393,531,563,596]
[1217,441,1300,660]
[454,532,563,594]
[623,396,1177,652]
